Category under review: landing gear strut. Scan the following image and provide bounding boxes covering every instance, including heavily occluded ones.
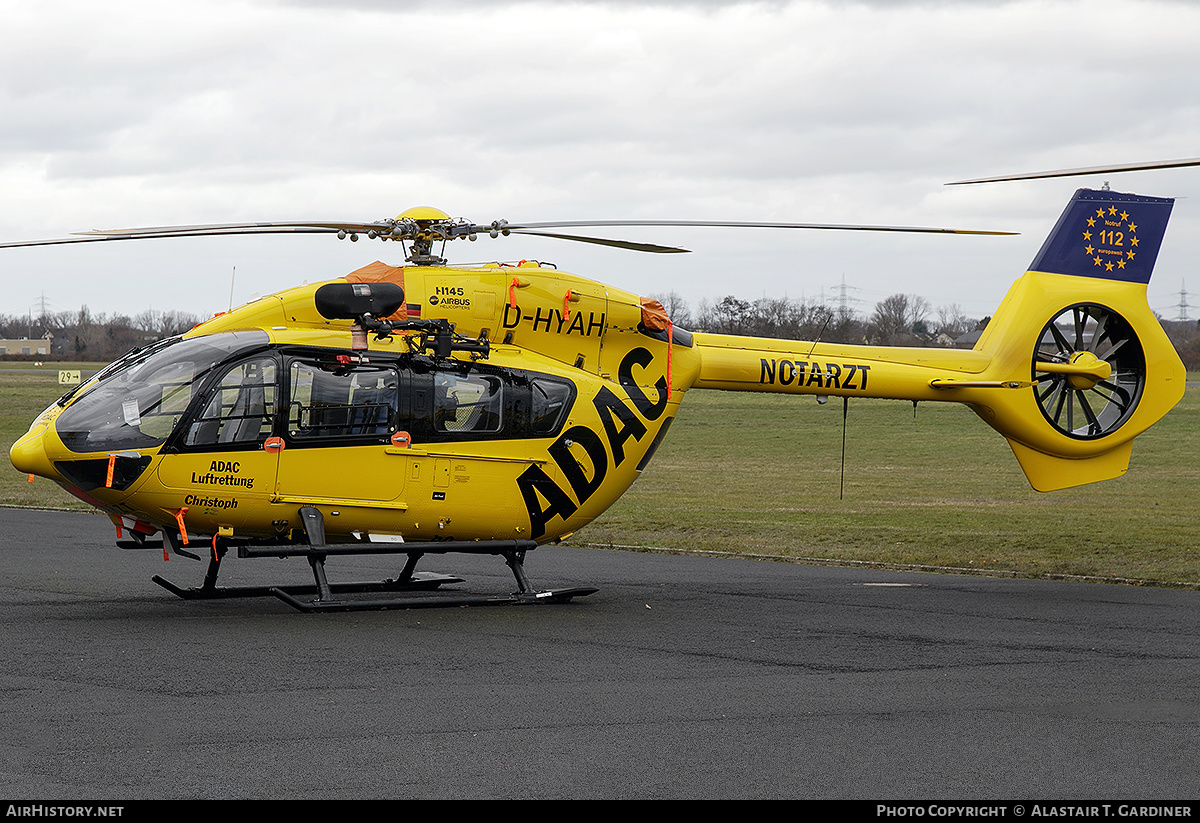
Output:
[150,507,596,612]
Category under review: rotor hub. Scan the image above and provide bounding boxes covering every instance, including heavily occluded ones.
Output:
[1065,351,1111,390]
[396,206,452,222]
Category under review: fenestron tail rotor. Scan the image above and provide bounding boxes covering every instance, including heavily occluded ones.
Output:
[1032,303,1146,439]
[0,208,1016,265]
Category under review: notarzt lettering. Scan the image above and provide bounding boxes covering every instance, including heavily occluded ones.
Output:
[759,359,870,390]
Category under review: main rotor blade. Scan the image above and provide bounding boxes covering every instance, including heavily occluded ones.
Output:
[507,229,689,253]
[0,221,399,250]
[505,219,1016,236]
[73,220,391,235]
[947,157,1200,185]
[0,214,1017,252]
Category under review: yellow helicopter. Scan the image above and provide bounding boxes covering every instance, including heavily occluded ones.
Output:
[4,184,1187,611]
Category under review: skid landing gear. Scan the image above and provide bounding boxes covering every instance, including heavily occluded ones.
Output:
[151,507,597,613]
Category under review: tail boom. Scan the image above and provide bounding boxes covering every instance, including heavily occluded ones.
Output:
[687,189,1185,491]
[692,334,995,401]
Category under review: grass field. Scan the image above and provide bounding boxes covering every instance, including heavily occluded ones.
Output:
[568,381,1200,585]
[1,362,106,509]
[3,362,1198,584]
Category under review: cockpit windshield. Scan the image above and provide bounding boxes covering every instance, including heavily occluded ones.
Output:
[55,330,270,453]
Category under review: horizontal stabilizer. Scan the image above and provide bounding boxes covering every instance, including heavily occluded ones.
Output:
[1006,438,1134,492]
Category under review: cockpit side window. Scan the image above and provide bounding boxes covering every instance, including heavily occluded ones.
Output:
[185,357,278,448]
[56,330,270,454]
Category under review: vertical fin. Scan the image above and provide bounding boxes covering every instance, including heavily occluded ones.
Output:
[1028,189,1173,284]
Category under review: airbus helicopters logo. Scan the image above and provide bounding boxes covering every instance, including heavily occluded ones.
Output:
[517,346,666,538]
[429,285,470,309]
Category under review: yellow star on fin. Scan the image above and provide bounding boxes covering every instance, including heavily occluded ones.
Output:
[1096,208,1106,218]
[1127,250,1136,259]
[1117,259,1126,269]
[1128,222,1137,233]
[1093,257,1102,266]
[1085,245,1095,255]
[1109,207,1118,216]
[1087,217,1096,227]
[1131,236,1139,247]
[1106,261,1114,271]
[1120,211,1129,222]
[1083,231,1092,241]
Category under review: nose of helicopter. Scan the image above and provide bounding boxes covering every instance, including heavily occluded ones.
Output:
[9,426,55,479]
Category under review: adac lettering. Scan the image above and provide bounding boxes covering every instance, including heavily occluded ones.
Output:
[517,346,669,538]
[618,346,668,422]
[758,358,871,391]
[190,459,254,489]
[502,304,605,337]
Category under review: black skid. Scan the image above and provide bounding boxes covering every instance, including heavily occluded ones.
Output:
[151,507,597,612]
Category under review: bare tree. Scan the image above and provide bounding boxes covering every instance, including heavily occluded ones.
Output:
[648,291,693,328]
[935,303,975,339]
[869,293,931,345]
[711,295,753,335]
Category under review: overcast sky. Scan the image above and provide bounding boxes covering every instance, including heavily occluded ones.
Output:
[2,0,1199,325]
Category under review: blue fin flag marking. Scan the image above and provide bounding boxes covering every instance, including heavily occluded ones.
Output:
[1028,189,1173,284]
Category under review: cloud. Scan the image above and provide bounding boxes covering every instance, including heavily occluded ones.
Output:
[1,0,1198,320]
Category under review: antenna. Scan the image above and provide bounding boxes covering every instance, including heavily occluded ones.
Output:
[839,397,849,500]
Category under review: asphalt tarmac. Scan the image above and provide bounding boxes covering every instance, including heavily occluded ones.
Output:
[1,507,1197,800]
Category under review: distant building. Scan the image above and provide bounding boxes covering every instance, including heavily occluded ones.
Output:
[0,334,52,356]
[953,330,983,349]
